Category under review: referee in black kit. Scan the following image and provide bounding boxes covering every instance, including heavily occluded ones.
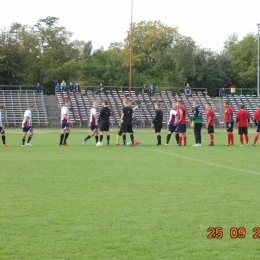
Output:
[152,103,163,146]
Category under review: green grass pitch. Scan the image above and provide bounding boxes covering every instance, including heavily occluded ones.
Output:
[1,127,260,259]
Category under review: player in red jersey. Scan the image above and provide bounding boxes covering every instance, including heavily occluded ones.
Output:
[236,104,250,146]
[177,100,187,146]
[223,100,234,146]
[205,102,214,146]
[252,104,260,146]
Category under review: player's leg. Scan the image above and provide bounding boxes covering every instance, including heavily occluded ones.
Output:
[1,128,9,146]
[99,131,104,143]
[238,127,243,145]
[230,122,234,145]
[26,128,34,146]
[175,130,179,145]
[243,127,249,145]
[183,125,187,146]
[127,123,134,145]
[253,124,260,145]
[193,124,198,145]
[60,124,66,146]
[63,126,70,145]
[22,128,28,146]
[95,130,99,144]
[226,123,232,146]
[83,126,96,144]
[165,124,173,145]
[197,123,202,145]
[156,124,162,146]
[116,130,123,145]
[208,126,214,146]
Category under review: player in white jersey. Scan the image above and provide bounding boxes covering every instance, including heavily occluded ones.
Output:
[59,98,71,146]
[82,101,100,145]
[22,104,34,146]
[165,103,179,145]
[0,105,10,146]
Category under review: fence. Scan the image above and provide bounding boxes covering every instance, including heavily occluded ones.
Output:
[219,88,258,98]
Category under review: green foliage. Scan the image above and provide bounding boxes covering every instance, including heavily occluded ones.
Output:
[0,17,257,95]
[225,34,257,88]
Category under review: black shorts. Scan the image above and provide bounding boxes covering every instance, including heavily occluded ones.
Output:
[120,121,133,133]
[154,124,162,133]
[99,121,109,132]
[208,126,214,134]
[226,122,234,133]
[177,124,186,133]
[257,123,260,133]
[238,127,248,135]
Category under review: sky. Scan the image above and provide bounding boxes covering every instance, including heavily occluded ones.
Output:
[1,0,260,52]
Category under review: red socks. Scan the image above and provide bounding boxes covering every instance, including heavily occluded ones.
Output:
[179,136,182,146]
[240,135,243,145]
[245,135,249,144]
[254,135,259,145]
[210,134,214,145]
[184,136,187,146]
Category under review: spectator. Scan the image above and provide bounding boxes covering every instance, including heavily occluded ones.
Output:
[61,80,66,93]
[37,83,43,93]
[221,87,227,98]
[184,83,191,95]
[142,84,148,94]
[55,83,61,92]
[68,82,74,93]
[149,84,155,96]
[75,82,81,92]
[96,83,104,94]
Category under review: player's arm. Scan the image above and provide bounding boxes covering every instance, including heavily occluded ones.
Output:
[178,109,183,123]
[120,112,124,125]
[132,112,135,119]
[206,115,211,129]
[193,107,198,121]
[25,116,30,126]
[228,112,233,126]
[133,105,138,111]
[152,111,158,126]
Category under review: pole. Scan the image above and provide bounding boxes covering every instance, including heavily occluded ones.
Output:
[257,23,260,97]
[129,0,133,96]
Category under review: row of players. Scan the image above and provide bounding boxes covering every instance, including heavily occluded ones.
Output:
[60,98,260,147]
[1,99,260,147]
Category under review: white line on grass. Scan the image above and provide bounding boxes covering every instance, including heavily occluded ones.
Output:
[138,147,260,176]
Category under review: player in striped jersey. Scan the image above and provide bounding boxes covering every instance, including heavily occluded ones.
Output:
[22,104,34,146]
[82,101,100,145]
[59,98,71,146]
[165,103,179,145]
[0,105,10,146]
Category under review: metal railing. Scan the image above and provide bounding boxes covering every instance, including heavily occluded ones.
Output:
[219,88,258,98]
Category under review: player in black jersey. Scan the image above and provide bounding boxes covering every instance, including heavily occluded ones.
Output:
[99,100,111,145]
[152,103,163,146]
[116,99,139,146]
[116,100,135,146]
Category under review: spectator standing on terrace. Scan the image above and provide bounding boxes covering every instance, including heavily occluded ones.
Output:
[68,82,74,93]
[221,87,227,98]
[61,80,66,93]
[142,84,148,94]
[184,83,191,95]
[149,84,155,96]
[37,83,43,93]
[55,83,61,92]
[75,83,81,92]
[96,83,104,94]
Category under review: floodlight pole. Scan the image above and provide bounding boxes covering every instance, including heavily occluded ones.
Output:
[129,0,133,96]
[257,23,260,97]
